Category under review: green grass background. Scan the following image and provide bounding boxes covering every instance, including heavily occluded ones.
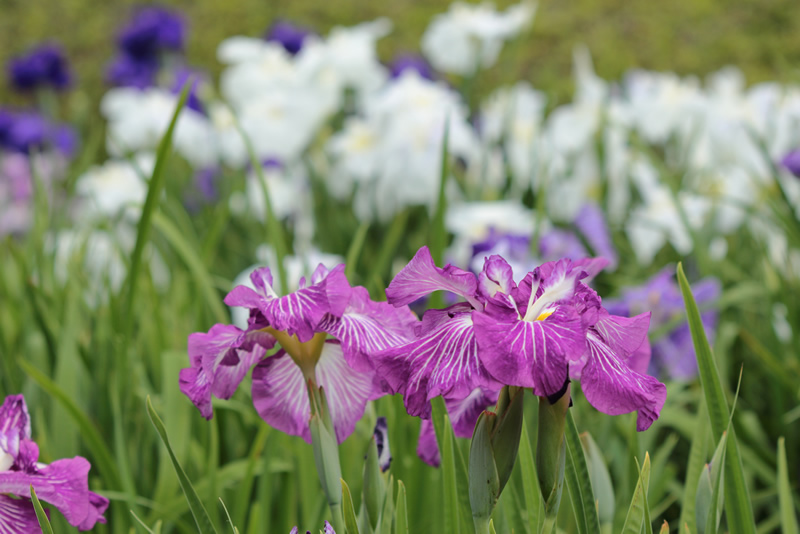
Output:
[2,0,800,107]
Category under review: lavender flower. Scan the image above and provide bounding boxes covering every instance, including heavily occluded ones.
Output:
[0,109,77,156]
[181,265,418,444]
[389,54,435,80]
[781,149,800,178]
[7,43,71,91]
[107,7,185,88]
[265,20,312,55]
[118,7,185,59]
[605,267,720,380]
[0,395,108,531]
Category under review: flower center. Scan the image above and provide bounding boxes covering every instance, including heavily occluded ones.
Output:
[265,328,327,379]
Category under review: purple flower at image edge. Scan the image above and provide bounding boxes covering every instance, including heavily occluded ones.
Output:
[7,43,71,91]
[780,149,800,178]
[0,395,108,531]
[0,110,78,157]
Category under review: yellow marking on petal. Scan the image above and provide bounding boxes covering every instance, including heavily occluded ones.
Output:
[536,310,554,322]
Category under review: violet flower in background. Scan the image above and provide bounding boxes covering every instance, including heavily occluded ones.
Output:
[107,6,186,88]
[389,54,435,80]
[0,395,108,531]
[605,267,721,380]
[265,20,313,55]
[118,6,185,59]
[781,149,800,178]
[460,201,618,282]
[7,43,71,92]
[0,109,77,156]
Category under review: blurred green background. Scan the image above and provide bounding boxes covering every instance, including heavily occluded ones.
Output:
[2,0,800,106]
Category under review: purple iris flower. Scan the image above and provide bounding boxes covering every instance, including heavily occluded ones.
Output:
[605,267,720,381]
[378,246,666,431]
[0,110,78,157]
[781,149,800,178]
[181,264,418,444]
[170,67,206,114]
[106,53,159,89]
[0,395,108,531]
[7,43,71,91]
[118,7,185,60]
[390,54,435,80]
[265,21,312,55]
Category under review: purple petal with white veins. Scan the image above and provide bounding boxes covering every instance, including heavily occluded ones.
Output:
[575,203,618,270]
[416,419,440,467]
[375,306,499,418]
[252,343,380,444]
[474,301,585,396]
[577,330,666,431]
[0,495,40,534]
[627,336,652,376]
[315,342,384,444]
[323,520,336,533]
[0,456,107,529]
[289,528,299,534]
[478,255,516,300]
[447,387,500,438]
[261,264,352,342]
[318,286,418,371]
[224,267,278,309]
[0,395,31,461]
[593,312,650,357]
[180,324,272,419]
[386,246,480,308]
[251,350,311,442]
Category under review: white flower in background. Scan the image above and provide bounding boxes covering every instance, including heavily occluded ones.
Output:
[480,82,547,188]
[47,225,170,307]
[327,70,479,220]
[216,20,390,167]
[101,87,218,169]
[623,69,703,144]
[626,156,710,265]
[229,161,307,222]
[74,153,154,222]
[422,1,536,75]
[298,18,391,99]
[229,246,345,328]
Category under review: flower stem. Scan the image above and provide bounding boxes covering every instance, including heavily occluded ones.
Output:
[473,515,491,534]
